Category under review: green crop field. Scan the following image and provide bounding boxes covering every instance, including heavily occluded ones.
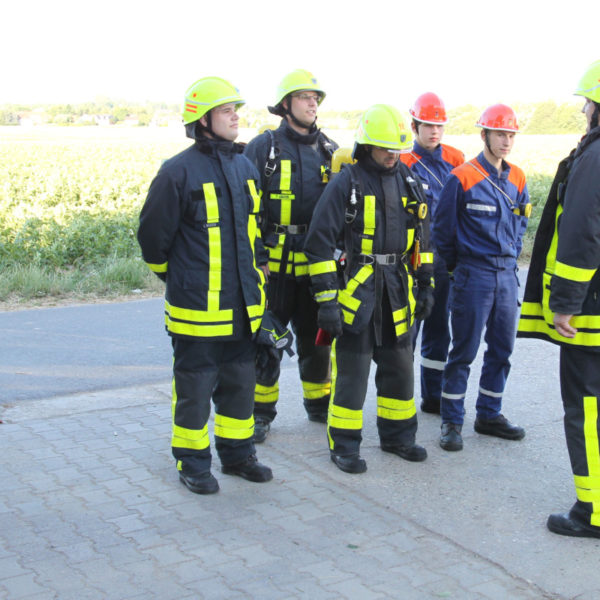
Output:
[0,126,583,304]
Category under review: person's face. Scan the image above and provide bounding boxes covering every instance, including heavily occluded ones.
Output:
[286,90,320,128]
[482,129,515,159]
[582,98,596,133]
[203,102,239,141]
[370,146,400,169]
[413,122,444,151]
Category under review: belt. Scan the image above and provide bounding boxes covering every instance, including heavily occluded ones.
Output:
[269,223,308,235]
[358,253,401,265]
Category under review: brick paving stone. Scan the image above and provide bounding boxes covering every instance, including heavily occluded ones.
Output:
[228,543,279,568]
[0,375,580,600]
[0,573,48,598]
[0,556,30,579]
[326,578,387,599]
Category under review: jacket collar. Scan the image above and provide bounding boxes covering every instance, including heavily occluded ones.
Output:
[278,118,320,145]
[412,141,442,160]
[476,151,509,180]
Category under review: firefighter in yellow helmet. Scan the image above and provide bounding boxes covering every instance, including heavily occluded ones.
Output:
[304,104,433,473]
[137,77,273,494]
[518,60,600,538]
[244,69,339,441]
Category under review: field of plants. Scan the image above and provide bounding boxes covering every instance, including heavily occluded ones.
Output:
[0,126,583,303]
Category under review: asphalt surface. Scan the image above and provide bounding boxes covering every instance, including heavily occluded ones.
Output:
[1,292,600,599]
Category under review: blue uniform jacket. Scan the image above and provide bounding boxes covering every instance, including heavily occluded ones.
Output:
[432,152,529,270]
[401,142,464,215]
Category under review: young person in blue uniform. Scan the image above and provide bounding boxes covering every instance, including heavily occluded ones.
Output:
[433,104,530,452]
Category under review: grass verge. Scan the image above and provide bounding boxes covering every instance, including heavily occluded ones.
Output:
[0,257,164,310]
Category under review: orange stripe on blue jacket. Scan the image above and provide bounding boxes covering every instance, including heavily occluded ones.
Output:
[400,142,464,214]
[432,152,529,270]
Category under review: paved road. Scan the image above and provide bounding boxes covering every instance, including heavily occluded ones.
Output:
[1,295,599,599]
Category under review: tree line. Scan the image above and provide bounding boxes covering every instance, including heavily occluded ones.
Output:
[0,99,586,134]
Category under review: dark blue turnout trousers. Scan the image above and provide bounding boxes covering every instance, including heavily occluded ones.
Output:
[440,261,519,424]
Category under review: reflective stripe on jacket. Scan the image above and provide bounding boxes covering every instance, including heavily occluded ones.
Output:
[244,120,338,279]
[401,142,464,215]
[518,128,600,350]
[305,159,433,340]
[137,139,266,340]
[432,152,529,270]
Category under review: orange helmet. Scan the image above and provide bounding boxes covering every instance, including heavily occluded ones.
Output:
[476,104,519,132]
[409,92,447,124]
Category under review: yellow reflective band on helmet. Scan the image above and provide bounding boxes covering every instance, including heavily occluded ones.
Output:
[575,60,600,103]
[255,382,279,404]
[362,195,376,255]
[420,252,434,264]
[302,380,332,400]
[172,423,210,451]
[183,76,245,124]
[275,69,326,106]
[377,396,417,421]
[355,104,413,152]
[214,414,254,440]
[309,260,337,276]
[554,260,597,283]
[329,403,363,430]
[147,261,168,274]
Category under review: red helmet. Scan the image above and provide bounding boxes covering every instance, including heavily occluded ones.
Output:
[409,92,447,124]
[476,104,519,132]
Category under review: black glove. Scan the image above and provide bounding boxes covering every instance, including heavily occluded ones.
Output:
[256,345,280,387]
[317,302,343,338]
[414,287,435,321]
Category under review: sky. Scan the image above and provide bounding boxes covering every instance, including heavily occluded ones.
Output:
[2,0,597,111]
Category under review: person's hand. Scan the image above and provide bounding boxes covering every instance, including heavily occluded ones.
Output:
[260,264,270,282]
[317,302,343,338]
[414,287,435,321]
[554,313,576,338]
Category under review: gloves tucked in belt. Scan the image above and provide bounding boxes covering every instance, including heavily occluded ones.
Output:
[414,287,435,321]
[317,302,343,338]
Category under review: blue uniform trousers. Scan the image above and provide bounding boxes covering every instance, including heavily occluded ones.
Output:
[413,255,451,404]
[440,261,519,424]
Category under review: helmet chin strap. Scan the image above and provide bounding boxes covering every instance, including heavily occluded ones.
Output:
[284,98,316,131]
[591,102,600,130]
[202,112,230,142]
[484,130,502,161]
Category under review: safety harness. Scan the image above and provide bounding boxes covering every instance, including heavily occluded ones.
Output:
[341,162,428,277]
[262,127,335,309]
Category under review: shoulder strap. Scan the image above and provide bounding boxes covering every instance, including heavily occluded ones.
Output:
[263,129,280,179]
[341,164,364,276]
[317,131,335,164]
[398,161,427,207]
